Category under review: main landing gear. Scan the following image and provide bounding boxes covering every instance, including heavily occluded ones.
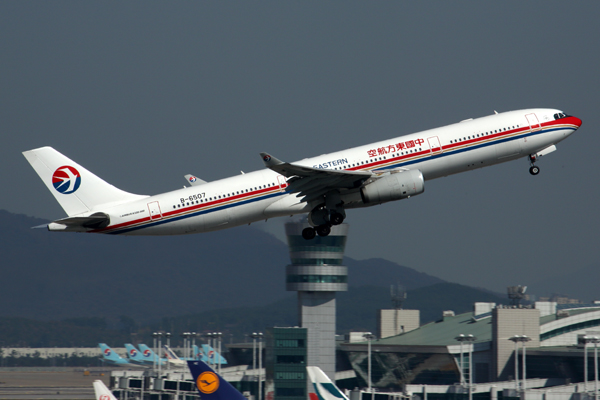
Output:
[529,154,540,176]
[301,210,345,240]
[301,223,332,240]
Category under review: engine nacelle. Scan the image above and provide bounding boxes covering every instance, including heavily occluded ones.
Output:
[360,169,424,205]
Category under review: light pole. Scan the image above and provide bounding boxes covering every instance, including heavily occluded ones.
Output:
[157,332,163,377]
[152,332,158,373]
[250,332,263,400]
[455,334,467,386]
[585,336,590,393]
[191,332,197,359]
[464,334,476,400]
[165,332,171,372]
[152,332,163,374]
[214,332,223,375]
[182,332,190,360]
[205,333,214,368]
[509,335,531,394]
[364,333,376,398]
[251,332,257,372]
[593,336,599,400]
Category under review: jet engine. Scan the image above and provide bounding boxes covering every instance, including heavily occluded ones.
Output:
[360,169,424,205]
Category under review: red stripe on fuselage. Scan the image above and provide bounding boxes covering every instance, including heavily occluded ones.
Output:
[94,186,283,234]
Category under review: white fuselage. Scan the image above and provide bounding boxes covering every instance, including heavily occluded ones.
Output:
[92,108,580,235]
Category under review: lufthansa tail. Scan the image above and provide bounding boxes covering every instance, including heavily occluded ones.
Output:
[23,146,147,217]
[187,360,247,400]
[307,366,349,400]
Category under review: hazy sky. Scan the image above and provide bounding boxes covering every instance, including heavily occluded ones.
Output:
[2,2,599,295]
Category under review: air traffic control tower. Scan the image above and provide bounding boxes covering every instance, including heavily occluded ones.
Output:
[285,221,348,382]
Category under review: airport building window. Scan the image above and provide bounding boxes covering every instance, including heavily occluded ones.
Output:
[276,355,305,364]
[276,339,305,348]
[290,258,343,266]
[275,372,305,380]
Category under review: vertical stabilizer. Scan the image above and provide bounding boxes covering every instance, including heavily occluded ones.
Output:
[93,380,118,400]
[202,344,228,365]
[187,360,247,400]
[98,344,129,365]
[307,366,349,400]
[23,146,147,216]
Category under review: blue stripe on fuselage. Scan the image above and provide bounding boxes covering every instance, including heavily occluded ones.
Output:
[375,126,573,171]
[109,191,285,235]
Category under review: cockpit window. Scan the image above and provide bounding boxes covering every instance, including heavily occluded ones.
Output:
[554,112,569,120]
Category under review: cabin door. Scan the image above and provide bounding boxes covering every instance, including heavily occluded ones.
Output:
[428,136,443,155]
[147,201,162,220]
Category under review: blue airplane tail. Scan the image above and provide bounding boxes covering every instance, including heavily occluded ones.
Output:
[137,344,165,364]
[98,343,129,365]
[193,344,209,362]
[187,360,246,400]
[201,344,228,365]
[124,343,145,363]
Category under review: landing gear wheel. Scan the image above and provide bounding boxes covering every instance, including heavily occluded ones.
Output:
[330,212,344,226]
[529,166,540,175]
[302,227,316,240]
[316,224,331,237]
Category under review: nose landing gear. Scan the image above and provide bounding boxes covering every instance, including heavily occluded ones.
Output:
[529,154,540,175]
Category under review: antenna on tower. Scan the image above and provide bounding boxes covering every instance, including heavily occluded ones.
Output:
[391,283,407,309]
[507,285,527,306]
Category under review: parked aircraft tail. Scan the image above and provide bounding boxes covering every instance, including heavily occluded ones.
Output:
[98,343,129,365]
[23,146,146,217]
[307,366,349,400]
[137,344,164,364]
[193,344,209,362]
[124,343,147,364]
[187,360,246,400]
[93,379,118,400]
[202,344,228,365]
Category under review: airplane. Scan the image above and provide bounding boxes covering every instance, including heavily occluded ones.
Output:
[136,344,167,365]
[307,366,349,400]
[23,109,581,240]
[163,344,187,367]
[98,343,130,366]
[187,359,247,400]
[201,344,228,365]
[93,379,118,400]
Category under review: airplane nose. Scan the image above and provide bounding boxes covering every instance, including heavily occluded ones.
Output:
[572,116,583,128]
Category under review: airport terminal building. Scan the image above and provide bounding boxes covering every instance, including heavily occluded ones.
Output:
[340,301,600,390]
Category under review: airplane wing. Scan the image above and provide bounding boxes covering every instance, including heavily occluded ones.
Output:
[259,153,372,203]
[184,174,208,186]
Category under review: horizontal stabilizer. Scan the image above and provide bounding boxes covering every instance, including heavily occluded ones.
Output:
[46,212,110,232]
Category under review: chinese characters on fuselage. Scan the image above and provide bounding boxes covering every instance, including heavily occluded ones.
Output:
[368,138,425,158]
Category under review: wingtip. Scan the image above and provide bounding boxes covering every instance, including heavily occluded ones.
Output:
[259,152,283,167]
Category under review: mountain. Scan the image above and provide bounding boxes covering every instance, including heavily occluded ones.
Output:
[0,210,444,322]
[138,282,507,343]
